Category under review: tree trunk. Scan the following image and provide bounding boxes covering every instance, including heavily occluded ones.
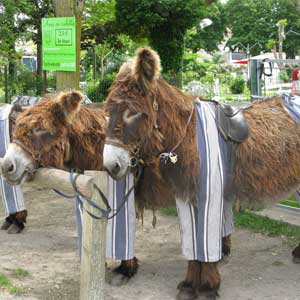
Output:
[53,0,84,91]
[36,18,43,95]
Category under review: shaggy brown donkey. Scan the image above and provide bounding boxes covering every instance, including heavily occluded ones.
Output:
[102,48,300,300]
[0,92,138,282]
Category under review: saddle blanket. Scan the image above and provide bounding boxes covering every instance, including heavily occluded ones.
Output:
[282,93,300,123]
[177,99,234,262]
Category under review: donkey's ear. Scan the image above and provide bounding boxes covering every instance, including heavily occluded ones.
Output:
[57,91,83,121]
[132,48,161,94]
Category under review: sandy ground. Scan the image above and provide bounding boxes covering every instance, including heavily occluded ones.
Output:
[0,184,300,300]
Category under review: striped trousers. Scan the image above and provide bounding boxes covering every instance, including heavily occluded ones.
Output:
[75,175,136,260]
[0,104,26,215]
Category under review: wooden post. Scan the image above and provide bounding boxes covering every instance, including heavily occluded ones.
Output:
[53,0,85,91]
[80,170,108,300]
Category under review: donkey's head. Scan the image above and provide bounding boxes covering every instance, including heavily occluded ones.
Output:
[104,48,164,179]
[1,91,83,185]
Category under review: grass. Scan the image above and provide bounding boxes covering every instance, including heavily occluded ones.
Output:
[160,207,177,217]
[0,268,28,295]
[160,207,300,241]
[14,268,30,277]
[279,194,300,209]
[234,211,300,241]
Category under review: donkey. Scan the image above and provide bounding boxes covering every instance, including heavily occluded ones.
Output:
[102,48,300,300]
[0,91,140,281]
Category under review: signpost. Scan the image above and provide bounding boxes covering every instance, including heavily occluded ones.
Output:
[42,17,76,72]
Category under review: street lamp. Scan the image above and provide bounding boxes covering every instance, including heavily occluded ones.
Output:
[199,18,213,29]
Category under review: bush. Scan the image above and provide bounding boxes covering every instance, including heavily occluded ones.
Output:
[230,76,245,94]
[86,72,116,102]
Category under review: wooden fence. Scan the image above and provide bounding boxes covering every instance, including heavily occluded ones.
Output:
[0,162,108,300]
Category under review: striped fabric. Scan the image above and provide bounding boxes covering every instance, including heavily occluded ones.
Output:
[282,93,300,123]
[75,174,136,260]
[0,104,26,215]
[176,99,233,262]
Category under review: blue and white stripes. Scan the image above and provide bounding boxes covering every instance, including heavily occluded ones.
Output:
[177,99,233,262]
[0,104,26,215]
[75,174,136,260]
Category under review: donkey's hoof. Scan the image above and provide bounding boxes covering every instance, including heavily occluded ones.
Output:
[177,282,197,300]
[0,220,11,230]
[109,273,130,286]
[7,223,23,234]
[197,290,218,300]
[177,288,197,300]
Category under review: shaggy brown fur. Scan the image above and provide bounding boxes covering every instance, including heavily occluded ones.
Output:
[236,96,300,208]
[104,47,300,298]
[13,92,106,171]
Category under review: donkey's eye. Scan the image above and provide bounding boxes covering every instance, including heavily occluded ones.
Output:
[32,128,50,137]
[31,128,55,148]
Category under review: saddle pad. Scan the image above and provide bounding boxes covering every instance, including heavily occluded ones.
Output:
[282,93,300,123]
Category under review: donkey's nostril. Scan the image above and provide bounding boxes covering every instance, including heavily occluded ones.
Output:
[112,162,121,175]
[2,158,16,175]
[8,164,14,173]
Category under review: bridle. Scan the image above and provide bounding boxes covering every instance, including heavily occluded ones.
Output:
[13,137,69,169]
[105,138,144,169]
[105,104,195,167]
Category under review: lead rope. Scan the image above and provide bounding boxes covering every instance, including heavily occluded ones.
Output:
[53,167,142,220]
[159,107,194,164]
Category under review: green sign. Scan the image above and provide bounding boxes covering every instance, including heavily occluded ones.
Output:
[42,17,76,71]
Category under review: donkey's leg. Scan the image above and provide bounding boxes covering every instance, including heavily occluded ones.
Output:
[176,194,228,300]
[177,261,220,300]
[222,235,231,257]
[7,210,27,234]
[113,257,139,277]
[106,174,137,286]
[177,261,201,300]
[1,213,16,230]
[292,243,300,263]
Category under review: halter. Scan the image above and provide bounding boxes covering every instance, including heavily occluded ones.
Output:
[13,139,42,167]
[13,137,68,168]
[105,105,195,167]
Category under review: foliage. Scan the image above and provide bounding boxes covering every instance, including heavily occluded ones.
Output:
[185,2,227,53]
[85,72,116,102]
[0,273,23,295]
[225,0,300,58]
[115,0,219,81]
[279,70,289,83]
[230,76,246,94]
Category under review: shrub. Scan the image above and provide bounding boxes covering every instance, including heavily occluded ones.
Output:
[230,76,245,94]
[86,72,117,102]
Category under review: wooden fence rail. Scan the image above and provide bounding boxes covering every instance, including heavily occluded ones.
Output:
[0,161,107,300]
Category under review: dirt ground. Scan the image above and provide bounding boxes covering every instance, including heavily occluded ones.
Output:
[0,183,300,300]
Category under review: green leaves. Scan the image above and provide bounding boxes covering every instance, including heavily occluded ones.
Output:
[225,0,300,57]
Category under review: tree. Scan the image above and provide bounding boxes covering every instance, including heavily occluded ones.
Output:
[185,2,227,53]
[53,0,85,91]
[225,0,300,58]
[115,0,215,85]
